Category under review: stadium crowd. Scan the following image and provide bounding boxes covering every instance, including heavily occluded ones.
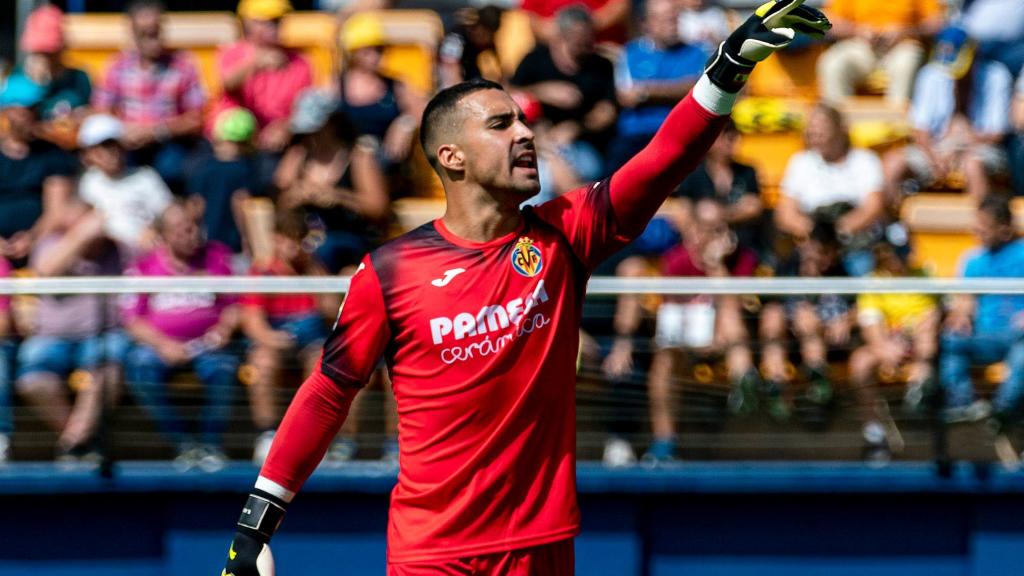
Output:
[0,0,1023,469]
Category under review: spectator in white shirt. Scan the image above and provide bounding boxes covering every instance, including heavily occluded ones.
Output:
[775,104,886,276]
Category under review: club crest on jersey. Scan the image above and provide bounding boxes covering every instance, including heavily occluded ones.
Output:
[511,237,543,277]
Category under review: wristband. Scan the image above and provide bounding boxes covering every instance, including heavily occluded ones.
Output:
[237,489,287,542]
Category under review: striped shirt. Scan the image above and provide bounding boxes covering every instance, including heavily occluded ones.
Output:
[93,50,206,125]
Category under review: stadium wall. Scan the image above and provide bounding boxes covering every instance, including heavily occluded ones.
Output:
[2,462,1024,576]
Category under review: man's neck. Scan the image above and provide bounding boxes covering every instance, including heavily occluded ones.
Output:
[441,182,524,243]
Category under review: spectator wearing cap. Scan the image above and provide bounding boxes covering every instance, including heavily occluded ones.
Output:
[609,0,704,171]
[439,6,505,89]
[16,196,125,462]
[511,5,617,184]
[216,0,312,154]
[275,89,389,274]
[0,88,77,262]
[337,12,425,167]
[187,107,264,260]
[817,0,943,106]
[77,114,172,258]
[1,4,91,129]
[92,0,206,191]
[122,200,240,471]
[882,27,1013,202]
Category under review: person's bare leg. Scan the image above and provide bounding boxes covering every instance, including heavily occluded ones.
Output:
[882,148,911,209]
[247,345,282,432]
[963,155,990,203]
[849,346,882,425]
[59,370,106,449]
[647,348,677,440]
[17,374,71,434]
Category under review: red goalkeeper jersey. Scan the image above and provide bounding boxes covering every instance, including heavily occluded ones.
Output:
[258,89,728,564]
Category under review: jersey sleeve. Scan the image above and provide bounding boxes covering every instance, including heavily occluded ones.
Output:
[257,256,391,495]
[319,256,391,387]
[534,91,727,273]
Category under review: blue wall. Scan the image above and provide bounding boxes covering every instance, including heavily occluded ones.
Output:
[3,462,1024,575]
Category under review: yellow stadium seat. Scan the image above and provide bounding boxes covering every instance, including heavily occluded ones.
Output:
[746,44,824,99]
[63,12,240,97]
[279,11,340,87]
[733,131,805,208]
[363,10,444,95]
[495,10,535,77]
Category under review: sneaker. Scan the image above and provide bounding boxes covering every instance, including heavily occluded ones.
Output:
[903,377,937,414]
[173,443,202,471]
[252,430,275,466]
[195,444,228,473]
[943,399,992,424]
[804,367,833,407]
[381,438,400,465]
[861,421,891,467]
[323,438,358,466]
[727,372,760,416]
[642,437,677,465]
[0,433,9,464]
[56,441,102,465]
[602,436,636,468]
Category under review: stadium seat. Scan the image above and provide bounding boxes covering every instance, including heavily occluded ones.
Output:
[745,44,825,99]
[494,10,535,77]
[63,12,240,96]
[279,11,340,86]
[371,10,444,95]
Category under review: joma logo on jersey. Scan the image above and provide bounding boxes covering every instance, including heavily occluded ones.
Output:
[429,281,549,345]
[511,237,543,277]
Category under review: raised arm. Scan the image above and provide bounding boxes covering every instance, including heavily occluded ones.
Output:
[608,0,830,238]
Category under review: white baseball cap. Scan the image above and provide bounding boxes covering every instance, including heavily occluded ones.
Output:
[77,114,124,148]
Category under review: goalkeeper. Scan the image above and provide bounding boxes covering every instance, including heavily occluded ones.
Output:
[222,2,830,574]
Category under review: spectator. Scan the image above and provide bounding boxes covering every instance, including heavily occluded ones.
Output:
[0,93,77,262]
[521,0,629,45]
[188,107,263,258]
[817,0,943,106]
[0,259,13,463]
[1,5,91,133]
[676,0,730,57]
[674,121,766,259]
[609,0,704,171]
[439,6,506,88]
[882,27,1012,202]
[962,0,1024,79]
[241,209,330,464]
[336,12,426,167]
[15,197,125,462]
[758,223,853,421]
[940,195,1024,431]
[122,201,240,471]
[776,104,886,276]
[1013,65,1024,196]
[511,6,617,184]
[77,114,173,257]
[216,0,312,153]
[92,0,206,191]
[643,198,760,462]
[849,240,938,462]
[275,90,389,274]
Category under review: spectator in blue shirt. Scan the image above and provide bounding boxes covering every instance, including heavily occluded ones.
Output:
[608,0,705,171]
[940,195,1024,428]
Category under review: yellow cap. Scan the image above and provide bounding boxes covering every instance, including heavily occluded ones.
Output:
[341,12,387,53]
[237,0,293,21]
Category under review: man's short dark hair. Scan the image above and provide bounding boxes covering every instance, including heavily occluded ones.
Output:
[979,193,1014,227]
[419,79,504,173]
[127,0,165,16]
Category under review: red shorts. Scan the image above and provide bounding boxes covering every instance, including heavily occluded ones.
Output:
[386,538,574,576]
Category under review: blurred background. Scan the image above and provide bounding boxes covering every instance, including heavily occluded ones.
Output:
[1,0,1024,574]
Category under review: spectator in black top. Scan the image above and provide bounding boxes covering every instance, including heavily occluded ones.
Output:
[674,121,766,258]
[511,5,617,182]
[0,95,77,262]
[188,107,264,259]
[439,6,506,89]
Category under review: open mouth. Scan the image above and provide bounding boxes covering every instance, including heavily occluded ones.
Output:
[513,151,537,169]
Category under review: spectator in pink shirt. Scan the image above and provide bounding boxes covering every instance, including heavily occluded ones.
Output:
[93,1,206,191]
[122,201,240,471]
[215,0,312,154]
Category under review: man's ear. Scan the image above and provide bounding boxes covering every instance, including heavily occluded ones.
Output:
[437,144,465,172]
